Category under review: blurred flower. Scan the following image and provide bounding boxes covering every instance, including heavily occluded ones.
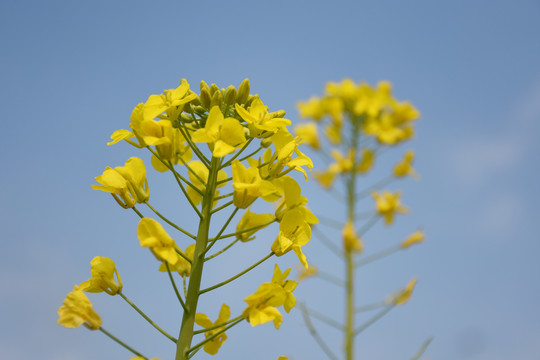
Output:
[372,190,409,225]
[342,221,363,253]
[393,150,419,179]
[401,230,425,248]
[393,278,417,305]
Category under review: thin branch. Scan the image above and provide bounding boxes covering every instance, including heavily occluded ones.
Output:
[210,200,234,214]
[299,303,339,360]
[165,262,187,312]
[187,317,244,355]
[221,138,254,168]
[312,226,342,258]
[199,252,274,294]
[205,238,241,262]
[118,292,177,343]
[98,327,147,359]
[204,207,240,254]
[210,217,277,241]
[193,315,244,335]
[354,305,394,336]
[145,201,196,240]
[355,245,401,268]
[411,337,433,360]
[305,306,345,331]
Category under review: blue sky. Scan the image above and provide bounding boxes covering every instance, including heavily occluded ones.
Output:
[1,0,540,359]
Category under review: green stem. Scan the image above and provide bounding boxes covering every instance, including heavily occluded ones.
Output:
[210,200,234,214]
[175,157,221,360]
[204,207,240,254]
[118,292,177,343]
[411,337,433,360]
[193,315,244,335]
[211,218,277,241]
[221,138,254,168]
[214,192,234,201]
[317,271,346,287]
[355,245,401,268]
[345,119,360,360]
[132,206,144,218]
[145,202,196,240]
[199,252,274,294]
[354,305,394,336]
[238,145,263,162]
[355,301,387,312]
[205,238,241,261]
[187,317,244,355]
[305,306,345,331]
[98,327,147,359]
[299,303,339,360]
[146,147,203,196]
[166,263,187,312]
[177,123,210,167]
[312,226,342,258]
[166,160,203,218]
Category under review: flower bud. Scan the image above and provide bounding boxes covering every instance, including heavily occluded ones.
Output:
[223,85,237,105]
[200,80,210,93]
[210,90,222,108]
[210,83,220,96]
[199,87,212,109]
[237,78,250,104]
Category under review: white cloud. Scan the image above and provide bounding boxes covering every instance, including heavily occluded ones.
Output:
[449,78,540,186]
[477,193,524,238]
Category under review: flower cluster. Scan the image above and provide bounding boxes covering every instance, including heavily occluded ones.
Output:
[59,78,316,360]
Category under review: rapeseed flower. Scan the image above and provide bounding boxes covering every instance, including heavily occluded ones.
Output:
[158,244,195,276]
[372,190,409,225]
[79,256,122,296]
[194,304,231,355]
[235,209,275,242]
[137,218,180,265]
[231,160,276,208]
[401,230,425,248]
[57,286,102,330]
[92,157,149,208]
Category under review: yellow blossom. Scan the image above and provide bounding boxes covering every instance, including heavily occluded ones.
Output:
[235,98,291,137]
[243,264,297,328]
[185,161,228,206]
[393,150,419,179]
[342,221,363,253]
[57,286,102,330]
[394,278,417,305]
[272,208,311,268]
[191,106,246,157]
[158,244,195,276]
[297,97,325,121]
[324,123,342,144]
[297,265,318,281]
[194,304,231,355]
[277,357,289,360]
[294,123,320,149]
[401,230,424,248]
[236,209,275,242]
[143,79,197,122]
[91,157,149,208]
[372,190,409,225]
[231,160,277,208]
[137,218,180,265]
[79,257,123,296]
[357,149,375,173]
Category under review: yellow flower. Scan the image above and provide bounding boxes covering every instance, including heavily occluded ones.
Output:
[158,244,195,276]
[79,257,123,296]
[294,123,320,149]
[297,96,325,121]
[394,278,417,305]
[143,79,197,122]
[194,304,231,355]
[57,286,102,330]
[191,106,246,157]
[185,161,228,206]
[324,123,342,144]
[297,265,318,281]
[357,149,375,173]
[277,357,289,360]
[236,209,275,242]
[235,98,291,137]
[242,265,297,328]
[393,150,419,179]
[232,160,277,208]
[372,191,409,225]
[272,208,312,268]
[274,176,318,225]
[401,230,424,248]
[342,221,363,253]
[270,264,297,313]
[91,157,149,209]
[137,218,180,265]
